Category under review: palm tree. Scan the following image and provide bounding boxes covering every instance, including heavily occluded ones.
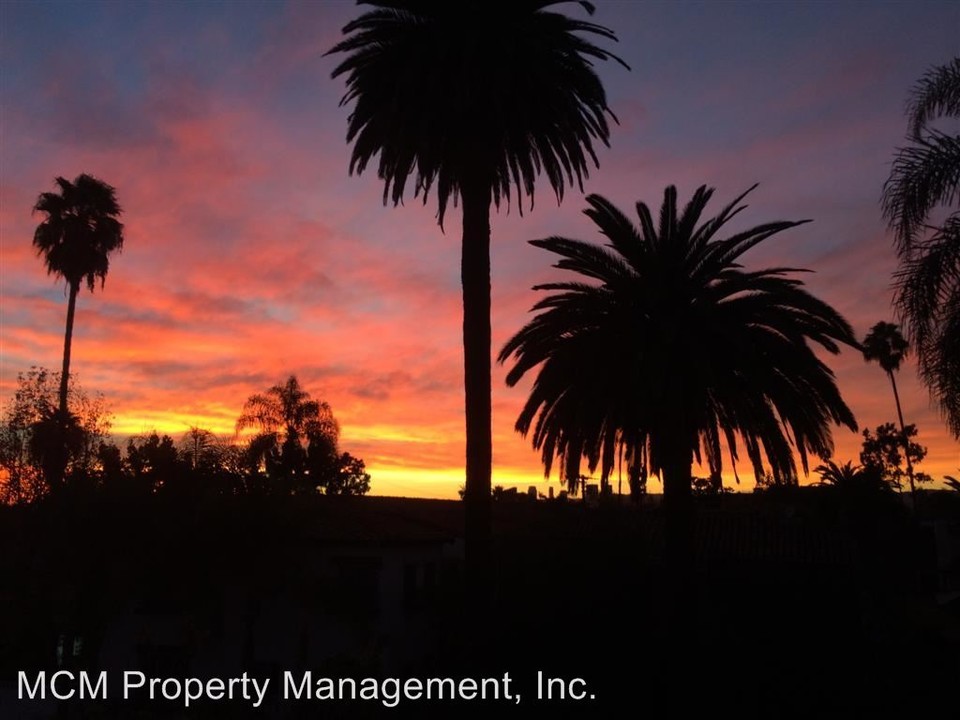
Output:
[181,426,218,471]
[499,185,858,527]
[33,174,124,418]
[815,460,889,495]
[327,2,625,589]
[236,375,340,494]
[32,174,124,489]
[816,460,862,487]
[862,321,916,499]
[882,57,960,437]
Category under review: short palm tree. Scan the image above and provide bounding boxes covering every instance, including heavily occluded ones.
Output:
[32,174,124,419]
[816,460,862,487]
[815,460,889,495]
[499,185,859,511]
[862,321,916,499]
[882,57,960,437]
[327,2,625,587]
[236,375,340,494]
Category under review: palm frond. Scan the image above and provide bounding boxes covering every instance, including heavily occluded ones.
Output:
[907,56,960,139]
[882,129,960,250]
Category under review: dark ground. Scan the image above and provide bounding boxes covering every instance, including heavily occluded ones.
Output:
[1,490,958,718]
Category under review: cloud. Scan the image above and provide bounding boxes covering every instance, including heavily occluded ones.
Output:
[2,1,958,498]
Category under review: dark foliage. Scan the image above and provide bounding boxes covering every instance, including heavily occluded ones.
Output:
[0,368,111,503]
[860,422,932,492]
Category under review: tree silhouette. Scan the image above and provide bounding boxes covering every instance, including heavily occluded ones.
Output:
[859,422,931,494]
[180,426,218,471]
[0,368,111,503]
[327,1,626,594]
[862,321,917,499]
[499,185,858,596]
[882,57,960,437]
[127,432,184,494]
[32,175,124,488]
[325,452,372,496]
[94,441,126,489]
[236,375,340,494]
[816,460,866,486]
[815,459,890,495]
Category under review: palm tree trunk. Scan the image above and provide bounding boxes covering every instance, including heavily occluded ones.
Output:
[48,280,80,491]
[662,450,693,587]
[59,281,79,416]
[888,370,916,502]
[661,442,694,674]
[460,176,493,618]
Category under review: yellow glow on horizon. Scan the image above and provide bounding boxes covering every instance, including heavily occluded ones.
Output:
[111,412,238,438]
[366,464,553,499]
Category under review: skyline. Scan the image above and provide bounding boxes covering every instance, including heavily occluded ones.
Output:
[2,0,959,498]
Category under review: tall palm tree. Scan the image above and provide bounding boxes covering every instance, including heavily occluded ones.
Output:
[33,174,123,490]
[499,185,858,519]
[862,321,916,499]
[327,2,625,589]
[236,375,340,494]
[33,174,124,419]
[882,57,960,437]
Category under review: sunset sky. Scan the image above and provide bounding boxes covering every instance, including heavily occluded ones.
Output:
[1,0,958,498]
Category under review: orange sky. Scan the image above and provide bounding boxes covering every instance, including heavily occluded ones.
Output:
[1,1,958,498]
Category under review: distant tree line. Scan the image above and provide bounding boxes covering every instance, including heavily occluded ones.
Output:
[0,369,370,504]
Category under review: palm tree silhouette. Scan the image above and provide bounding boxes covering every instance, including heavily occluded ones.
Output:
[816,460,862,487]
[236,375,340,494]
[815,460,888,495]
[499,185,858,534]
[32,174,124,488]
[882,57,960,437]
[181,426,218,471]
[327,2,626,588]
[862,321,916,499]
